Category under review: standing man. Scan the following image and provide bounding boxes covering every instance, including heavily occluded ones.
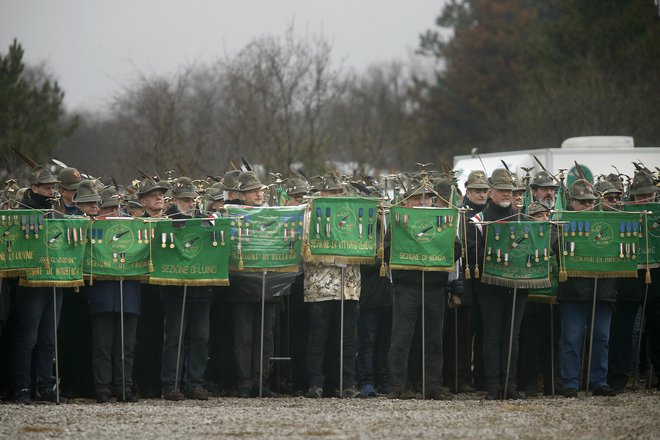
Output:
[13,166,65,404]
[388,177,461,400]
[229,171,280,397]
[467,168,526,400]
[304,173,362,398]
[134,177,169,398]
[161,178,212,400]
[559,179,617,397]
[461,170,489,391]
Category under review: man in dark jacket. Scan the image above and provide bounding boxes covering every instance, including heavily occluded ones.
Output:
[460,170,489,391]
[161,177,213,401]
[13,166,65,404]
[467,168,526,400]
[86,185,141,403]
[388,178,462,400]
[559,179,617,397]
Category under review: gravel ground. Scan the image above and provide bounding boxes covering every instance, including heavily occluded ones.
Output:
[2,390,659,439]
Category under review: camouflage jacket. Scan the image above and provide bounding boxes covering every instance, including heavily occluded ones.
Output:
[303,262,361,302]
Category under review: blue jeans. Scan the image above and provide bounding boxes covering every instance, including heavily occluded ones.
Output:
[14,286,62,390]
[161,299,211,391]
[560,300,613,390]
[356,306,391,390]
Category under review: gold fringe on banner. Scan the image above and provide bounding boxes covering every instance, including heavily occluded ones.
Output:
[556,221,568,282]
[83,275,149,283]
[19,279,85,288]
[527,294,558,305]
[480,273,552,289]
[389,263,456,273]
[229,265,300,273]
[564,270,638,279]
[1,269,27,278]
[147,278,230,287]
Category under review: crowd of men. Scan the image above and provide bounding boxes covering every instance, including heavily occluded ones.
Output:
[0,160,658,404]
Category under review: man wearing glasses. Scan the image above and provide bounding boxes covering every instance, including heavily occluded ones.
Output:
[558,179,617,398]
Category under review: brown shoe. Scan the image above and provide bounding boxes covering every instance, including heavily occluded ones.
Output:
[184,387,210,400]
[163,389,185,401]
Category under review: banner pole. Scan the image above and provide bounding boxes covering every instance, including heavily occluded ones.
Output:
[259,270,266,398]
[633,283,649,390]
[174,285,187,394]
[421,271,426,399]
[53,286,60,404]
[585,279,598,394]
[339,265,345,398]
[503,286,518,400]
[550,303,555,396]
[454,302,458,394]
[120,277,126,401]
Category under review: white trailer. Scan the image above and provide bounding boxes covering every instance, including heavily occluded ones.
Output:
[453,136,660,190]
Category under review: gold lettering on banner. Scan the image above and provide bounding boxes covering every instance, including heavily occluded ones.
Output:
[55,267,79,276]
[309,239,373,251]
[160,264,218,275]
[7,251,34,261]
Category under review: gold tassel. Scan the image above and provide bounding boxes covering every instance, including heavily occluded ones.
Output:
[379,262,386,277]
[474,265,480,279]
[239,258,244,270]
[465,266,471,280]
[645,269,651,284]
[149,261,154,273]
[559,269,567,283]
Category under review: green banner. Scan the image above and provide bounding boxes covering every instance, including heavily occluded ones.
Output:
[623,202,660,269]
[389,206,457,271]
[559,211,638,278]
[0,210,46,276]
[304,197,379,264]
[226,206,305,272]
[527,260,559,304]
[22,218,89,287]
[148,218,230,286]
[481,221,553,289]
[83,218,151,280]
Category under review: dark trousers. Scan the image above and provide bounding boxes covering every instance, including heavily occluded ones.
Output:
[233,302,277,392]
[59,288,93,398]
[479,290,526,394]
[289,278,309,393]
[608,300,640,390]
[14,287,62,390]
[356,306,391,390]
[134,287,163,397]
[307,300,359,389]
[643,301,660,386]
[519,302,560,393]
[91,312,138,395]
[388,286,446,393]
[443,304,473,390]
[162,299,211,391]
[471,292,485,389]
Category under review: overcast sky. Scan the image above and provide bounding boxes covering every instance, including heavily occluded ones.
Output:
[1,0,446,113]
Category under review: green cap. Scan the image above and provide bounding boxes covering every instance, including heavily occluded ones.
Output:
[434,178,453,201]
[465,170,489,190]
[221,170,241,191]
[236,171,266,192]
[594,180,621,196]
[99,186,120,209]
[73,180,102,203]
[206,183,225,202]
[488,168,515,190]
[404,179,433,198]
[172,177,199,199]
[604,173,624,193]
[320,172,343,192]
[29,166,60,186]
[530,170,558,189]
[629,171,658,195]
[527,201,551,216]
[58,167,82,190]
[137,178,169,197]
[569,179,597,200]
[285,177,309,195]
